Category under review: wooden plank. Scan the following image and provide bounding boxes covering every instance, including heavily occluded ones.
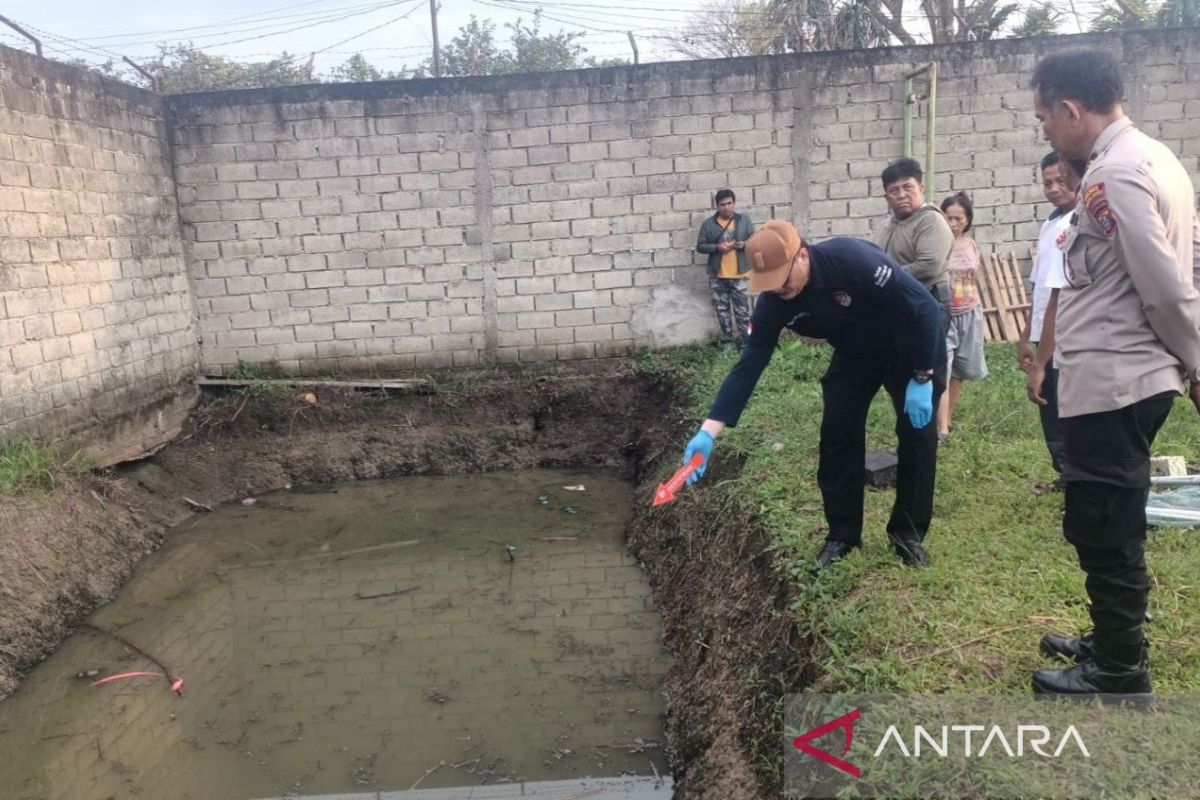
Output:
[982,253,1017,340]
[974,250,1003,341]
[197,377,432,390]
[1001,252,1032,336]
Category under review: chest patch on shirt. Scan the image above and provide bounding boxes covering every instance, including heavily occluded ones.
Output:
[873,264,893,287]
[832,291,852,307]
[1084,182,1117,237]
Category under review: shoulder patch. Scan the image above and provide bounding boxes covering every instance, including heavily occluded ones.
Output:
[1084,182,1117,237]
[873,264,893,287]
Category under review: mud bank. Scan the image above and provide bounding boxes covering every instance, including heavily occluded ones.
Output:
[0,361,807,798]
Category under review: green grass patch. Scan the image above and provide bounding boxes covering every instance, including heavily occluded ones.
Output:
[0,440,62,494]
[644,339,1200,694]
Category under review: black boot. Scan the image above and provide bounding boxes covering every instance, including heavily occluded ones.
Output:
[1039,631,1094,662]
[889,536,930,567]
[1032,638,1151,696]
[814,540,859,572]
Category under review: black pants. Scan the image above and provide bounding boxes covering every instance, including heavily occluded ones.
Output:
[1060,392,1174,656]
[818,349,945,547]
[1038,361,1067,474]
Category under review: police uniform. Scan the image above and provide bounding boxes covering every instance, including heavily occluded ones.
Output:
[1051,117,1200,677]
[708,237,946,553]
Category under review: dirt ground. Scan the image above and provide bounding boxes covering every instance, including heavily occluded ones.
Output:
[0,360,807,799]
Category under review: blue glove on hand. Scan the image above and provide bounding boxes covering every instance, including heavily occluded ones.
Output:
[683,430,714,485]
[904,378,933,429]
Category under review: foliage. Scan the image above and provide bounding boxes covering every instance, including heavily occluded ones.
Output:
[1009,2,1062,36]
[670,0,890,57]
[418,10,621,77]
[1091,0,1199,30]
[328,53,404,83]
[0,441,61,493]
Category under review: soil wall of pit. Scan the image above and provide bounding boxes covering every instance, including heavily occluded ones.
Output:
[0,363,805,798]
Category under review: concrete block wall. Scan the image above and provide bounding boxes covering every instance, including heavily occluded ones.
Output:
[168,29,1200,375]
[0,46,197,441]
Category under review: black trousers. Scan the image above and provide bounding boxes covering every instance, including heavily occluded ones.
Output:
[1060,391,1174,654]
[818,348,945,547]
[1038,361,1067,474]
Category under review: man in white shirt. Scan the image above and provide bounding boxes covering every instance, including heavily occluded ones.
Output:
[1019,152,1081,478]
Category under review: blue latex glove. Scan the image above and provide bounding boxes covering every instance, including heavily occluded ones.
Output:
[683,430,714,485]
[904,378,933,429]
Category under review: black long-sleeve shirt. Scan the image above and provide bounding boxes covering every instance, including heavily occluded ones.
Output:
[709,237,945,426]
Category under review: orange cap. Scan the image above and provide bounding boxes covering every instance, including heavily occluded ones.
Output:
[746,220,803,293]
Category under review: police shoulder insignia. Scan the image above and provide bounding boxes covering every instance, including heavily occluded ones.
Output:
[1084,182,1117,237]
[873,264,893,287]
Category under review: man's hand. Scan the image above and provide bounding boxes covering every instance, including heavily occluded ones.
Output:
[1018,340,1035,374]
[1190,381,1200,415]
[1026,363,1048,406]
[682,430,714,485]
[716,241,732,254]
[903,379,933,429]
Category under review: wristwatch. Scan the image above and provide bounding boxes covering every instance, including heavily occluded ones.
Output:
[913,369,934,384]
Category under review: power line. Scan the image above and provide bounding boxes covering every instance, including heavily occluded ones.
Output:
[311,0,426,55]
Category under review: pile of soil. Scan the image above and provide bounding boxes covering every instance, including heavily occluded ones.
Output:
[0,360,809,798]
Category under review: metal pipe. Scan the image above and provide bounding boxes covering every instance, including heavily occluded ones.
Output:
[926,62,938,199]
[903,77,913,158]
[0,14,42,58]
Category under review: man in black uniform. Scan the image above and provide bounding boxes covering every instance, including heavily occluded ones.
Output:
[680,220,947,570]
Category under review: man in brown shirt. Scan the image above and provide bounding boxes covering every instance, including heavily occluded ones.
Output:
[1029,50,1200,697]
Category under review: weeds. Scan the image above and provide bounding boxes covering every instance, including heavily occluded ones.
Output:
[0,441,61,493]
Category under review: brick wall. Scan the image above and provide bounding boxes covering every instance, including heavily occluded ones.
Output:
[167,28,1199,375]
[0,46,198,445]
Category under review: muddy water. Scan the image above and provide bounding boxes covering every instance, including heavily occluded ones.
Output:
[0,469,671,799]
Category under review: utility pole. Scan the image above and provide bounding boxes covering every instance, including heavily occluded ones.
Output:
[430,0,442,78]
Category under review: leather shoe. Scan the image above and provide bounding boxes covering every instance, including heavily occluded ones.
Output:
[814,540,858,571]
[1031,656,1151,697]
[891,537,930,567]
[1039,631,1094,663]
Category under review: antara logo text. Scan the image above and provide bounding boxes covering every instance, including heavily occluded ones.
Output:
[794,708,1090,778]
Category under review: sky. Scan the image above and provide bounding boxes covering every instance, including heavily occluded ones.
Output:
[0,0,703,77]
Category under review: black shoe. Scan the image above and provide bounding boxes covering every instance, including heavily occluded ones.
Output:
[1039,632,1095,663]
[814,540,859,571]
[1031,656,1152,696]
[890,537,930,567]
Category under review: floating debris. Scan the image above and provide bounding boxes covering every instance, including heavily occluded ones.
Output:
[242,497,258,506]
[536,494,550,505]
[562,506,578,515]
[563,484,586,491]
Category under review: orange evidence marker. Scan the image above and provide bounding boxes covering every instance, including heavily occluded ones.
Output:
[652,452,706,507]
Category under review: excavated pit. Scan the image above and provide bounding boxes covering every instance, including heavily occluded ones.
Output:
[0,362,809,799]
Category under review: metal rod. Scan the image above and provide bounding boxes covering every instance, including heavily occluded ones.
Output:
[0,14,42,58]
[902,77,913,158]
[627,31,638,65]
[925,61,938,199]
[430,0,441,78]
[122,56,160,92]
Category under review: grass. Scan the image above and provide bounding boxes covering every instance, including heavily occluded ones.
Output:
[0,441,64,494]
[643,338,1200,695]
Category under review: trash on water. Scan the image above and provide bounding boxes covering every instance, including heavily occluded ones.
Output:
[536,494,550,505]
[563,485,586,491]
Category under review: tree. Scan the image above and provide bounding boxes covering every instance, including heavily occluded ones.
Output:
[1010,1,1062,36]
[115,44,315,93]
[328,53,404,83]
[421,10,618,77]
[671,0,892,58]
[1090,0,1198,29]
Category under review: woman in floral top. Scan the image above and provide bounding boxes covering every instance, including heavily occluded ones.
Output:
[938,193,988,441]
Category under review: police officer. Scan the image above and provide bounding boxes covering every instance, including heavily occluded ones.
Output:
[679,221,946,570]
[1029,51,1200,696]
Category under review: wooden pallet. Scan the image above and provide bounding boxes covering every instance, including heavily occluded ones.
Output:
[977,251,1031,342]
